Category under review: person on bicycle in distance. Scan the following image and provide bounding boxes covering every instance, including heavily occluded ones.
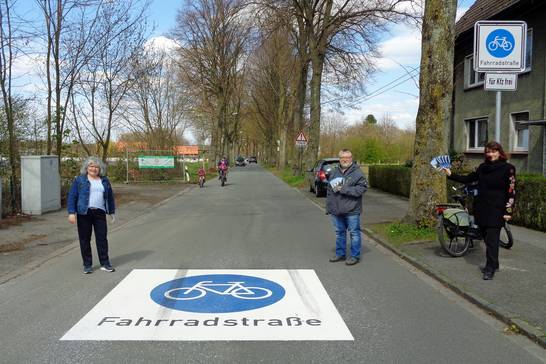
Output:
[217,156,229,180]
[442,141,516,280]
[197,166,206,186]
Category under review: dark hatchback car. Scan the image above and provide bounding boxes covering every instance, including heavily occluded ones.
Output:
[306,158,339,197]
[235,156,246,166]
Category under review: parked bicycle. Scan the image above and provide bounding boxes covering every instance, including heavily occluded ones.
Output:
[435,184,513,257]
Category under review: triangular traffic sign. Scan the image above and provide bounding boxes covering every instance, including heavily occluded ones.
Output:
[296,131,307,142]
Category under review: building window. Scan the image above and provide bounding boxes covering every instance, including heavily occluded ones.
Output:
[465,55,485,88]
[525,29,533,72]
[511,112,529,151]
[466,118,488,150]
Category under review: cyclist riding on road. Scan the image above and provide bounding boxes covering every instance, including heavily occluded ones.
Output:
[217,157,229,180]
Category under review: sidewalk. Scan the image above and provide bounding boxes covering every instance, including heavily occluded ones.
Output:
[303,187,546,348]
[0,183,187,283]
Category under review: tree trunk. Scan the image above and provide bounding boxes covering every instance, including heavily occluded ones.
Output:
[305,54,323,170]
[407,0,457,227]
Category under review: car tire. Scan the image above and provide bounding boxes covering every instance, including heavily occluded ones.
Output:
[315,184,324,197]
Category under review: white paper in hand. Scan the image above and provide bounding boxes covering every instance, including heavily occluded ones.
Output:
[329,177,344,191]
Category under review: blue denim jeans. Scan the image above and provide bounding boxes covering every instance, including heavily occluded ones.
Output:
[330,214,361,258]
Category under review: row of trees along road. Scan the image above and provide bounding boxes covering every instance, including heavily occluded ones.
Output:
[0,0,458,226]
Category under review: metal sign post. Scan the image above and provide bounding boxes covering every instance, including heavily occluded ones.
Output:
[474,20,527,142]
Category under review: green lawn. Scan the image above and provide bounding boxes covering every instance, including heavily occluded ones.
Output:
[367,222,437,248]
[268,166,306,188]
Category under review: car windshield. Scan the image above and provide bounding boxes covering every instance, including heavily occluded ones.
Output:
[236,157,244,162]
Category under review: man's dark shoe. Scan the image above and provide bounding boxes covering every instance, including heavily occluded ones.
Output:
[483,270,495,280]
[329,255,346,262]
[100,264,115,272]
[345,257,360,266]
[83,266,93,274]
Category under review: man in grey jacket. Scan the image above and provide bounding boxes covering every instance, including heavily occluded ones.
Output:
[326,149,368,265]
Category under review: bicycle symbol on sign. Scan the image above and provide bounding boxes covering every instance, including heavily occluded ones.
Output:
[487,36,513,52]
[164,280,273,301]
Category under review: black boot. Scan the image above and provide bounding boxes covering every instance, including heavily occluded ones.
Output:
[483,270,495,280]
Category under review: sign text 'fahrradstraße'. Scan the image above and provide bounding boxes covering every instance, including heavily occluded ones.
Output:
[98,316,322,327]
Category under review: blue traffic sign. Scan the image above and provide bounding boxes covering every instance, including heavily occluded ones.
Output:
[486,29,515,58]
[150,274,286,313]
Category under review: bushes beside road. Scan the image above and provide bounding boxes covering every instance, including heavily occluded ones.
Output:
[369,165,546,232]
[512,175,546,231]
[368,165,411,197]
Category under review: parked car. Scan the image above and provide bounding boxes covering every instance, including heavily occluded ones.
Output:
[235,156,247,167]
[247,156,257,164]
[306,158,339,197]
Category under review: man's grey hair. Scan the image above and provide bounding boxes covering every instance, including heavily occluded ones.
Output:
[80,156,107,176]
[338,149,352,157]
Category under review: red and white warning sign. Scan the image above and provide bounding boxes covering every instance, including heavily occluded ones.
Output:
[296,131,307,147]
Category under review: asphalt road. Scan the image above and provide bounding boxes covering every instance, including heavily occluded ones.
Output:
[1,165,544,363]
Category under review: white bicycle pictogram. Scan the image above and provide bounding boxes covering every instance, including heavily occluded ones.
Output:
[164,280,273,301]
[488,36,513,52]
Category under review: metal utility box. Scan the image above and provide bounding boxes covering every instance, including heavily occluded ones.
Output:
[21,156,61,215]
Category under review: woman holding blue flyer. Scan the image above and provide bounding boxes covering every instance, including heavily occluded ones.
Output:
[442,142,516,280]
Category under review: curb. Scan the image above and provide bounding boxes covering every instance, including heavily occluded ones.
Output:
[362,227,546,349]
[0,186,192,286]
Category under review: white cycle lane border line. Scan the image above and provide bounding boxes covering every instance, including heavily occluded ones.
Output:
[61,269,354,341]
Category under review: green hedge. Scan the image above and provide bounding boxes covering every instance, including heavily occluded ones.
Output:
[369,166,546,232]
[512,175,546,231]
[368,165,411,197]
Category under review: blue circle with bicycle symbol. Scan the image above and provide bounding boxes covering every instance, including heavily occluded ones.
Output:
[486,29,515,58]
[150,274,286,313]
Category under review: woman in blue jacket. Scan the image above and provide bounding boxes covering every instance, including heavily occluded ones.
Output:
[67,156,116,274]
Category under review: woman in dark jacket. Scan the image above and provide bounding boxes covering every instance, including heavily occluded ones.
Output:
[67,156,116,274]
[443,142,516,280]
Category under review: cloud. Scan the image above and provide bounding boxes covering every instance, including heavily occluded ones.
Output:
[339,95,419,129]
[144,36,180,52]
[375,26,421,71]
[456,6,470,21]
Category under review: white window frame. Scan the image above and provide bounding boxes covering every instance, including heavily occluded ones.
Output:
[465,117,488,151]
[510,111,530,152]
[464,55,485,89]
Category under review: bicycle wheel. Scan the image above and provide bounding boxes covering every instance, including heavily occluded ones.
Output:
[164,287,206,300]
[231,287,272,300]
[499,222,514,249]
[437,215,471,257]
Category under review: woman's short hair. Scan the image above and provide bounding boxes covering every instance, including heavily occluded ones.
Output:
[484,141,508,161]
[80,156,107,176]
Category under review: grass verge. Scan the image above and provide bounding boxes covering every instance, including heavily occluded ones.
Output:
[367,222,436,248]
[268,166,306,188]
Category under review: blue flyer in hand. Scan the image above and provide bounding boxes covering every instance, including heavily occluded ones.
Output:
[430,155,451,170]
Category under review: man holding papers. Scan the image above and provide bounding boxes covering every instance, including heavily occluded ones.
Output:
[326,149,369,265]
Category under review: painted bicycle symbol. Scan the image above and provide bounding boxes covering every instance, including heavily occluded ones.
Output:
[488,36,513,52]
[164,280,273,300]
[150,274,285,312]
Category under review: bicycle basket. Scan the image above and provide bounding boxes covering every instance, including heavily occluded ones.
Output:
[442,208,470,227]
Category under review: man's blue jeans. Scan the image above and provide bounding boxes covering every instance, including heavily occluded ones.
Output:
[330,214,361,258]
